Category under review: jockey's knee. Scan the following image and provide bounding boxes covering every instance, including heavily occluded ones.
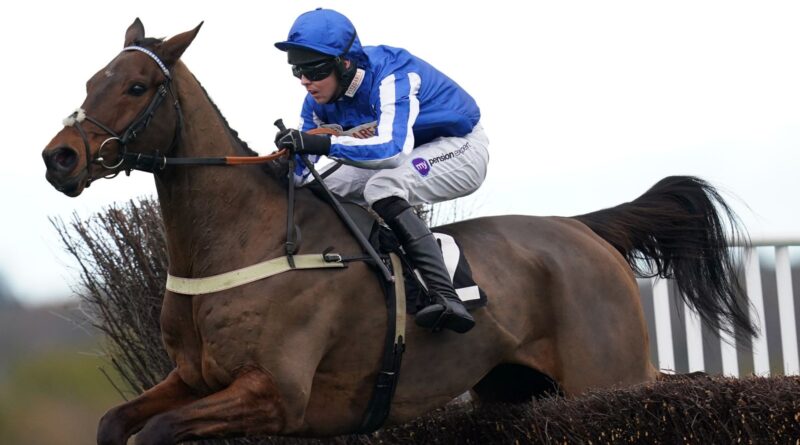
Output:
[364,174,410,209]
[371,195,411,220]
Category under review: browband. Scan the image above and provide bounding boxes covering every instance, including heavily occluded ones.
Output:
[123,45,171,78]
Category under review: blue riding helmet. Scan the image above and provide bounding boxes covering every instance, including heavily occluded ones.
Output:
[274,8,365,66]
[276,8,366,103]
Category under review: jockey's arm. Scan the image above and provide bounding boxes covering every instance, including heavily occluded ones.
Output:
[328,73,421,170]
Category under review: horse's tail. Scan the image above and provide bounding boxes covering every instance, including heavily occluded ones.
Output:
[573,175,756,340]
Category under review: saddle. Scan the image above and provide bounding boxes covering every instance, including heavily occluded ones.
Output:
[303,180,488,314]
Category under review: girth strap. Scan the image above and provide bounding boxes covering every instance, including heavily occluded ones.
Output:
[358,253,406,433]
[165,253,345,295]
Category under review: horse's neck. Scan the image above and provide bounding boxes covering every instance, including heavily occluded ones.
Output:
[155,63,287,277]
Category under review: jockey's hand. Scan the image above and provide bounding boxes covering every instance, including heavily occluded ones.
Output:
[274,129,331,156]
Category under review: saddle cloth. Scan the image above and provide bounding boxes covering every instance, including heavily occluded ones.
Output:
[336,200,488,314]
[399,231,488,314]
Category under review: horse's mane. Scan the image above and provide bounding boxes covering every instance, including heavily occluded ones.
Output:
[139,38,290,183]
[188,75,255,154]
[190,74,290,183]
[198,78,315,194]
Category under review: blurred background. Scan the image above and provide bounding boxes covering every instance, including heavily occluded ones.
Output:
[2,0,798,443]
[0,297,116,444]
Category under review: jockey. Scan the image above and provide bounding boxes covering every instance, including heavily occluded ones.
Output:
[274,8,489,334]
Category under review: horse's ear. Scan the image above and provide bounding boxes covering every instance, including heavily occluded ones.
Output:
[159,22,204,67]
[124,18,145,47]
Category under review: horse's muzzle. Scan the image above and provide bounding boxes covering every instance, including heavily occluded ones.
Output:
[43,145,86,196]
[43,145,79,173]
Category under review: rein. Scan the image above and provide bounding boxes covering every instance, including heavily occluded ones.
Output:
[115,129,339,172]
[119,148,289,171]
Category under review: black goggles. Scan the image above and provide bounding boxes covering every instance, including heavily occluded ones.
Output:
[292,60,337,81]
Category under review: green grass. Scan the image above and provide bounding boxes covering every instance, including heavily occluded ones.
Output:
[0,347,121,445]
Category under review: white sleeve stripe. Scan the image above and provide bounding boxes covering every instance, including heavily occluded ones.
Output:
[312,111,323,127]
[403,72,421,155]
[377,74,396,144]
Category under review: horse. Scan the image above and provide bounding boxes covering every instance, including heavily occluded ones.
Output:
[41,19,754,444]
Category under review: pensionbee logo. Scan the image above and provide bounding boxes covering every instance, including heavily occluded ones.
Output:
[412,158,431,177]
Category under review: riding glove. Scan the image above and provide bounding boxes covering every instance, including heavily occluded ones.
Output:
[274,129,331,156]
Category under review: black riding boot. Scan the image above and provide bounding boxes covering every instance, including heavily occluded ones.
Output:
[373,197,475,334]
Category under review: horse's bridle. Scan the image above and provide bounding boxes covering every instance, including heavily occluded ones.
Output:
[62,45,288,187]
[63,45,183,186]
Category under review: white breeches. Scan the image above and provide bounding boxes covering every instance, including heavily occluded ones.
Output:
[321,123,489,208]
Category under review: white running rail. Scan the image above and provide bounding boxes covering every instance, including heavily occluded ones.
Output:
[649,235,799,377]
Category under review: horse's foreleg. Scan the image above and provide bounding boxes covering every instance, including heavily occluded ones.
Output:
[97,369,199,445]
[134,368,286,444]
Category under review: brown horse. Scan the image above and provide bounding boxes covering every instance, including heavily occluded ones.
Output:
[42,20,754,444]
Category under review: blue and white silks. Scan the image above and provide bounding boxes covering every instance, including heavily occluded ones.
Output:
[294,45,481,182]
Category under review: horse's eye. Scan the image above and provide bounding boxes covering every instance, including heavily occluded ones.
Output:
[127,84,147,96]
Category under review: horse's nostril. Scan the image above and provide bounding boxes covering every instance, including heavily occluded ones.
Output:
[45,146,79,172]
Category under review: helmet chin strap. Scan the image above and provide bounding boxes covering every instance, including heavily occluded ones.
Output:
[325,29,359,103]
[327,60,358,103]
